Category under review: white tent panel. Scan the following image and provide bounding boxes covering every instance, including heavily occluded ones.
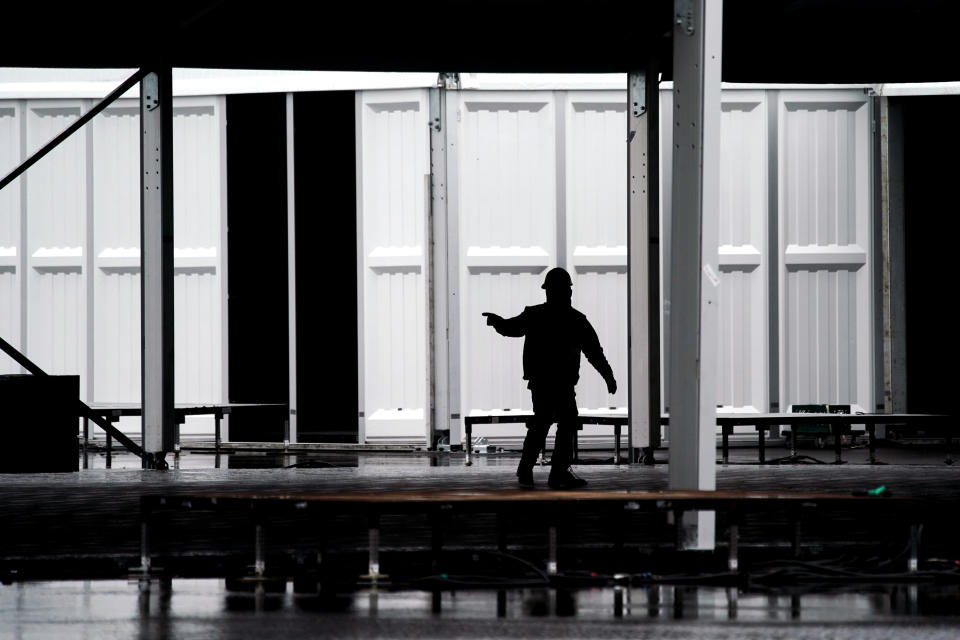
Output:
[25,102,86,389]
[92,101,140,407]
[359,89,430,444]
[565,91,627,412]
[778,91,873,412]
[0,102,21,375]
[87,97,225,437]
[717,91,768,414]
[173,98,224,435]
[456,91,557,441]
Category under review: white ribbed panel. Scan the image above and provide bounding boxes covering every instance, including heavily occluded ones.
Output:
[360,90,429,442]
[92,101,139,405]
[94,270,139,400]
[175,270,220,404]
[173,98,223,434]
[779,91,872,411]
[0,102,21,373]
[88,97,224,435]
[566,92,627,410]
[173,99,220,248]
[25,102,85,382]
[717,92,767,412]
[457,91,556,427]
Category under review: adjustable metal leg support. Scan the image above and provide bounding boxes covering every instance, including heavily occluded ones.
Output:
[140,520,152,575]
[728,523,739,572]
[908,524,920,573]
[364,513,386,582]
[547,525,558,576]
[254,523,266,577]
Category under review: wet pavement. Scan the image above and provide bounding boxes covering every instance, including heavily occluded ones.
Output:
[3,441,960,638]
[3,578,960,639]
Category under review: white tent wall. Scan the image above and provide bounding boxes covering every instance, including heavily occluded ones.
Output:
[458,90,558,444]
[357,89,431,445]
[0,103,22,375]
[716,91,769,418]
[26,102,86,384]
[778,91,873,414]
[358,84,874,447]
[0,94,225,439]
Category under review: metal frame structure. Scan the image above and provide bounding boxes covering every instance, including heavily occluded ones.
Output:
[139,67,175,467]
[0,67,173,469]
[665,0,723,548]
[627,61,662,465]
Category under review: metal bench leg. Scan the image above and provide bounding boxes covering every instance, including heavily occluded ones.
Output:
[614,423,621,466]
[758,427,766,464]
[721,426,730,464]
[464,420,473,467]
[833,424,843,464]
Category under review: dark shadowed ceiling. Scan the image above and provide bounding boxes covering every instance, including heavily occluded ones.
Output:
[1,1,958,83]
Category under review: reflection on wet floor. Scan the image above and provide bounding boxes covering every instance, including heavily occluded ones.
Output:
[3,578,960,639]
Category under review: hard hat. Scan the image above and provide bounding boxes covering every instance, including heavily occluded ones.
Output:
[541,267,572,290]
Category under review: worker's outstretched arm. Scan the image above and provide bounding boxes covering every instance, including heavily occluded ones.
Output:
[582,318,617,394]
[482,310,527,337]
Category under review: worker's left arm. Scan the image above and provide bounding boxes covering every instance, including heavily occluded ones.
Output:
[582,318,617,394]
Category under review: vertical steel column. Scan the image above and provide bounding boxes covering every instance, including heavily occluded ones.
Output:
[880,96,907,424]
[140,68,175,467]
[428,83,450,449]
[355,93,367,444]
[19,100,27,374]
[218,95,230,443]
[668,0,722,549]
[627,59,662,464]
[440,73,462,447]
[85,100,95,407]
[286,93,298,445]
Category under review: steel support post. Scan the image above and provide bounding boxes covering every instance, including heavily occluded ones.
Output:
[286,93,298,444]
[428,85,450,450]
[879,96,907,431]
[432,73,461,448]
[668,0,722,549]
[140,68,175,467]
[627,60,662,464]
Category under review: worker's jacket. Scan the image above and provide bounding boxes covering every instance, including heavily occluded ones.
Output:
[492,302,614,389]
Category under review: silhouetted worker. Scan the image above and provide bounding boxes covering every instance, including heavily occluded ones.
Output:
[483,267,617,489]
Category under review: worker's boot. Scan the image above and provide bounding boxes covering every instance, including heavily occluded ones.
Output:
[516,428,545,488]
[548,466,588,490]
[516,465,535,489]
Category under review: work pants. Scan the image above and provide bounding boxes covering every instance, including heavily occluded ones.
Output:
[519,384,579,472]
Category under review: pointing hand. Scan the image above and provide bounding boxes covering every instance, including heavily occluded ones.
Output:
[482,312,502,327]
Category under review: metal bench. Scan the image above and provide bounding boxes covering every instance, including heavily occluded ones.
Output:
[463,410,953,466]
[83,402,288,458]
